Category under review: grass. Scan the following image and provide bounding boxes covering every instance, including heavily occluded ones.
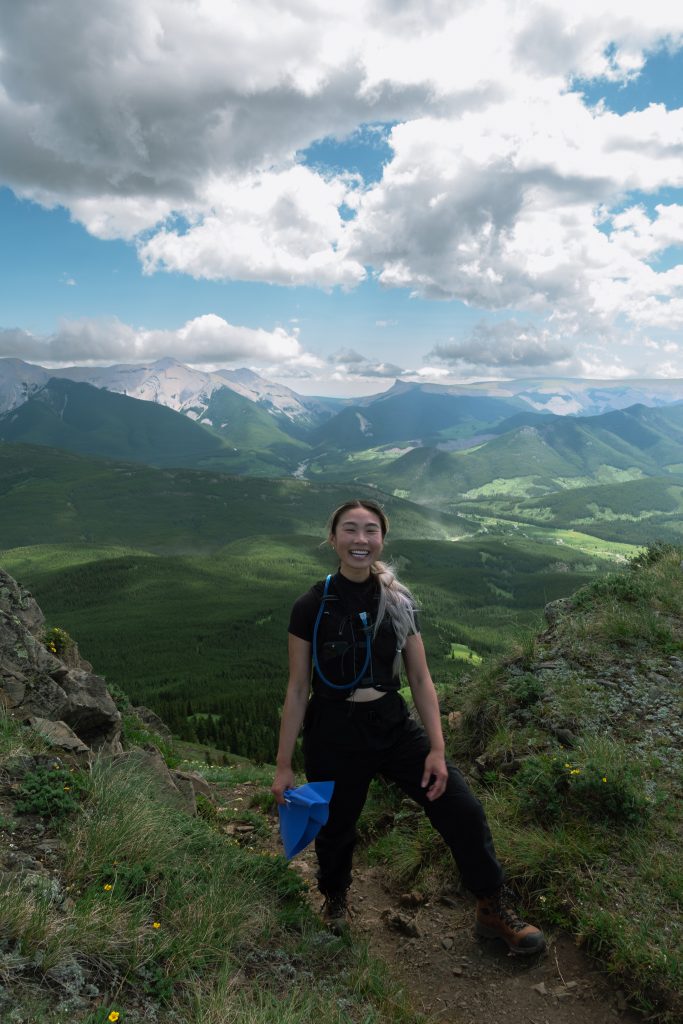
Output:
[398,542,683,1021]
[0,713,423,1024]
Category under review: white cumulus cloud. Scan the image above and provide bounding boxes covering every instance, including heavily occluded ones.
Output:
[0,314,308,366]
[1,0,683,362]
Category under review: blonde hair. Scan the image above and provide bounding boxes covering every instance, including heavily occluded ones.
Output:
[328,500,418,677]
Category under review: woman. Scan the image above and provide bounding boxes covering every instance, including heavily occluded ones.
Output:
[272,499,544,955]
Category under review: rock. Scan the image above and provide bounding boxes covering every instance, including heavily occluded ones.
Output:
[133,705,173,741]
[552,726,577,746]
[452,966,463,976]
[171,773,197,813]
[0,569,45,635]
[56,669,122,752]
[3,754,39,778]
[45,959,86,995]
[398,890,426,908]
[442,936,454,950]
[0,568,123,754]
[112,745,196,815]
[544,598,572,627]
[171,769,213,802]
[382,910,421,937]
[26,718,90,756]
[533,982,548,996]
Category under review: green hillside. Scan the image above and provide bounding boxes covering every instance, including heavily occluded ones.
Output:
[191,385,310,469]
[321,402,683,507]
[0,378,302,477]
[0,441,470,552]
[456,475,683,545]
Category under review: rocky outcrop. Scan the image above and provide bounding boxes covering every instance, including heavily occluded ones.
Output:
[0,568,215,814]
[0,568,122,755]
[132,704,173,742]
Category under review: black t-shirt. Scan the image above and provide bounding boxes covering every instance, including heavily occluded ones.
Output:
[288,573,419,698]
[289,573,379,640]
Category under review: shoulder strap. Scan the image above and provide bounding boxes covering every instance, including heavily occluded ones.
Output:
[312,574,372,690]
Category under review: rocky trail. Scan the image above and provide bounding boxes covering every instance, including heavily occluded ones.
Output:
[223,778,643,1024]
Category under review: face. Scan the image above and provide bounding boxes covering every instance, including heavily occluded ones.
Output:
[330,507,384,579]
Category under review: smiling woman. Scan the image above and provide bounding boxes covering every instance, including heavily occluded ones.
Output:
[271,497,546,953]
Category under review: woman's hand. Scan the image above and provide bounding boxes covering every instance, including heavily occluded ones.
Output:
[421,749,448,801]
[272,766,297,805]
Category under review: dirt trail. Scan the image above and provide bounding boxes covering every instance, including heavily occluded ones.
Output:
[227,780,642,1024]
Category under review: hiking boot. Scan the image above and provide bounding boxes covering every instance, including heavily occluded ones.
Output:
[321,891,350,935]
[475,887,546,956]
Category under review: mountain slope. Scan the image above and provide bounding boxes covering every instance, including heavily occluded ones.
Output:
[0,378,248,470]
[0,378,313,475]
[313,384,523,449]
[0,356,339,428]
[190,385,310,461]
[361,402,683,505]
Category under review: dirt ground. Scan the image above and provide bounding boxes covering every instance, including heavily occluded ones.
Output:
[227,780,643,1024]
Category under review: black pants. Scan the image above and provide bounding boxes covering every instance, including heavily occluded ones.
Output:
[302,691,504,898]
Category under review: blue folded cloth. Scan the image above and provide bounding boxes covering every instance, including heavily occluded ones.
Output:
[278,780,335,859]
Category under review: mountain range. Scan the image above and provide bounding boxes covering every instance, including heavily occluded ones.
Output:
[3,356,683,428]
[2,363,683,500]
[0,357,342,428]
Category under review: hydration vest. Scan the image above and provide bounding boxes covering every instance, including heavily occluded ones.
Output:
[311,574,401,700]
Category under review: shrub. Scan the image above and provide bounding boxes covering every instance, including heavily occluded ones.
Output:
[569,763,649,825]
[514,749,649,827]
[15,765,86,818]
[43,625,76,660]
[507,672,545,708]
[515,754,567,822]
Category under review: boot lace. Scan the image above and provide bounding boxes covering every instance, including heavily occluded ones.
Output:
[322,892,348,919]
[492,886,528,931]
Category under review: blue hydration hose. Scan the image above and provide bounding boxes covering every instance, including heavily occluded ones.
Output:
[312,574,372,690]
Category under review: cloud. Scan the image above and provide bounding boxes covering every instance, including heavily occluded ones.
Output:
[1,0,683,322]
[329,347,406,377]
[0,314,307,366]
[430,320,575,371]
[137,166,365,288]
[349,100,683,328]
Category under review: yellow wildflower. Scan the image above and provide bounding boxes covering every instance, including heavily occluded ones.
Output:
[63,786,71,792]
[569,769,581,775]
[104,883,113,891]
[152,921,161,929]
[108,1013,120,1023]
[602,777,608,783]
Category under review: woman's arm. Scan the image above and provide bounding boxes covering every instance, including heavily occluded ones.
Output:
[402,632,448,801]
[271,633,312,804]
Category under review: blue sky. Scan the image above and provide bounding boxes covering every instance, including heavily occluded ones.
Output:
[1,3,682,394]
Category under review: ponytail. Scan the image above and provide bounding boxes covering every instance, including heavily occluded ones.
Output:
[371,560,418,678]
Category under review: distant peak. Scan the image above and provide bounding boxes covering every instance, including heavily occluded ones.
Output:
[149,357,188,370]
[219,368,263,384]
[386,379,417,392]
